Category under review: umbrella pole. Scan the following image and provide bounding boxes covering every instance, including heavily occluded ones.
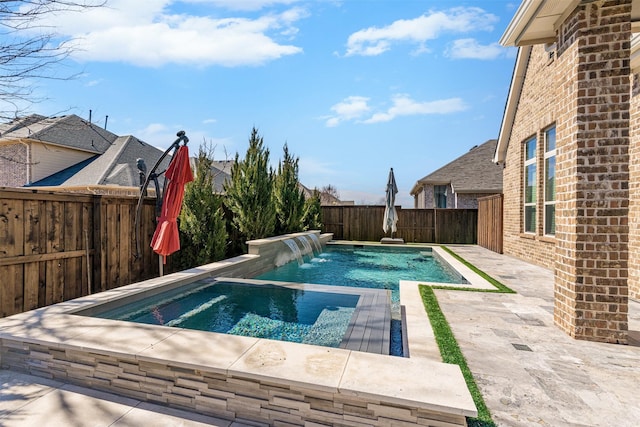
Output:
[159,255,164,277]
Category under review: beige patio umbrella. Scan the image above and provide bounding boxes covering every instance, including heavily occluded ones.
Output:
[383,167,398,238]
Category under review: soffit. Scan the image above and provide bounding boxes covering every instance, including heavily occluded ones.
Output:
[501,0,577,46]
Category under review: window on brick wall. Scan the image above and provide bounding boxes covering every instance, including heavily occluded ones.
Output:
[524,136,537,233]
[544,126,556,235]
[434,185,447,208]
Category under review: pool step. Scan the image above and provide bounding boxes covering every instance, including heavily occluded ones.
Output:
[340,289,391,355]
[303,307,355,347]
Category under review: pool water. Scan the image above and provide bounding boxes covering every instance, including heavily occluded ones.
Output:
[94,280,360,347]
[257,245,462,304]
[257,245,463,356]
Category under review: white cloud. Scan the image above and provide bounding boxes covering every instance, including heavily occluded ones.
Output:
[324,96,370,127]
[325,94,467,126]
[446,38,504,60]
[38,1,306,67]
[345,7,498,57]
[363,95,467,123]
[184,0,300,11]
[202,118,217,124]
[84,79,103,87]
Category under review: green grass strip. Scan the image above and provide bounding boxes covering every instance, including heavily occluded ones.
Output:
[416,246,518,426]
[419,285,495,427]
[439,246,516,293]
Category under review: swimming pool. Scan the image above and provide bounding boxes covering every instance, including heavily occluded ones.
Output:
[257,244,464,305]
[81,243,463,356]
[257,243,465,356]
[88,279,364,348]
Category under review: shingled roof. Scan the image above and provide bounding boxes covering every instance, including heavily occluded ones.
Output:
[4,114,170,188]
[0,114,118,153]
[411,139,502,195]
[61,135,170,187]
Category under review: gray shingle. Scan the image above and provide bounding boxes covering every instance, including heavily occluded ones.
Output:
[412,139,503,194]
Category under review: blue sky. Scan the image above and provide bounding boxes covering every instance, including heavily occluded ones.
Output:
[27,0,518,207]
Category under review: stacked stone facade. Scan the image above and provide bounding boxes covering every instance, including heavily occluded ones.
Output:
[503,1,632,343]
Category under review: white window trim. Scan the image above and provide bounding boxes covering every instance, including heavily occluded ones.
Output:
[524,136,537,234]
[543,126,556,236]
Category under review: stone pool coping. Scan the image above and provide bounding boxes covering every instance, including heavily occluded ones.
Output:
[0,238,479,426]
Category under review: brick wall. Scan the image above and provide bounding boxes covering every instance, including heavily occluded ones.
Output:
[0,143,28,187]
[455,193,498,209]
[630,73,640,299]
[554,1,630,343]
[502,44,556,268]
[503,1,631,343]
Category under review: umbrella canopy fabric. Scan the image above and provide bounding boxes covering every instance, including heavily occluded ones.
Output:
[383,167,398,235]
[151,145,193,263]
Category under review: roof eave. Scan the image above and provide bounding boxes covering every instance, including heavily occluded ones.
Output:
[501,0,581,47]
[495,45,532,164]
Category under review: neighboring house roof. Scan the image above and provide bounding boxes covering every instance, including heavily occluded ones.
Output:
[0,114,118,153]
[2,114,170,189]
[61,135,169,187]
[211,160,233,193]
[187,158,234,193]
[0,114,47,136]
[411,139,502,195]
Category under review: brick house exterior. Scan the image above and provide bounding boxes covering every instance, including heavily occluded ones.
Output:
[496,0,637,344]
[411,139,502,209]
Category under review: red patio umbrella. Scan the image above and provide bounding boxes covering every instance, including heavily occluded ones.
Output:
[150,144,193,263]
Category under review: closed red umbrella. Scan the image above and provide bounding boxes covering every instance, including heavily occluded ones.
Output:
[151,144,193,263]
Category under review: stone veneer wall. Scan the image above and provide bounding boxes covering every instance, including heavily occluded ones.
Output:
[0,143,28,187]
[553,1,630,343]
[0,339,466,426]
[629,73,640,300]
[501,44,557,268]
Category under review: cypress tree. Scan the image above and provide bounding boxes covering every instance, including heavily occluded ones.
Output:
[175,143,228,270]
[224,127,276,241]
[274,143,305,234]
[302,188,323,231]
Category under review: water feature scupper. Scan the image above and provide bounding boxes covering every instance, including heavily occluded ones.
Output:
[283,239,304,265]
[296,235,315,257]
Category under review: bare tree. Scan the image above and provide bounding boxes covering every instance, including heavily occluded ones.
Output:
[0,0,105,119]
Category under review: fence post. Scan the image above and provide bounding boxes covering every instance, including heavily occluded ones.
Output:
[92,195,105,292]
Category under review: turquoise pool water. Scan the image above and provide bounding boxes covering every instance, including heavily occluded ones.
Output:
[93,280,360,348]
[257,245,462,304]
[87,244,461,356]
[257,244,463,356]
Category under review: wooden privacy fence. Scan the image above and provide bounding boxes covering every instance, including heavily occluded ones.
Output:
[321,206,478,244]
[477,194,503,253]
[0,188,159,318]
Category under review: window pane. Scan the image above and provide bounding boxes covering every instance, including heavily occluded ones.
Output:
[545,204,555,235]
[545,127,556,152]
[526,138,536,160]
[525,206,536,233]
[525,164,536,203]
[545,156,555,202]
[434,185,447,208]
